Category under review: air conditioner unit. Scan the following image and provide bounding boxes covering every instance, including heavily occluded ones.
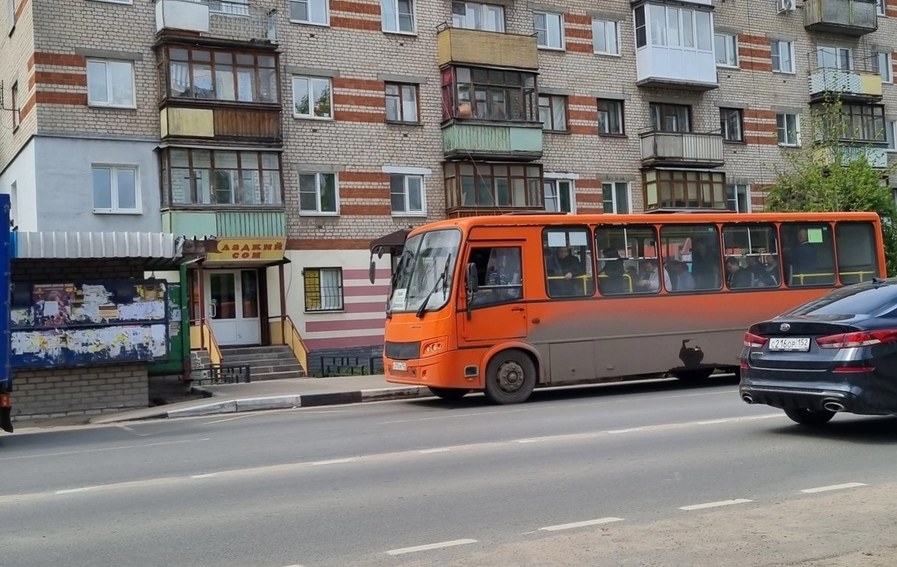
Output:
[776,0,796,13]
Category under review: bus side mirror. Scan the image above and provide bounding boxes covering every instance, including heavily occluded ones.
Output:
[466,262,479,294]
[368,257,376,284]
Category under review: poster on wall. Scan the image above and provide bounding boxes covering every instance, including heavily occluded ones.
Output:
[10,280,170,368]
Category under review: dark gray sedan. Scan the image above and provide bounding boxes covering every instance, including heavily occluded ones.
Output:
[739,278,897,426]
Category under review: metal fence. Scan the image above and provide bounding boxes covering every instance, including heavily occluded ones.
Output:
[190,364,252,385]
[317,356,384,377]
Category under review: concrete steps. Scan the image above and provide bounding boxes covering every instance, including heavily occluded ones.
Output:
[219,345,306,381]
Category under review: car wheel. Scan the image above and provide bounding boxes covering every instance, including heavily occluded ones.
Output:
[428,387,469,401]
[484,350,536,405]
[784,408,835,426]
[671,369,714,382]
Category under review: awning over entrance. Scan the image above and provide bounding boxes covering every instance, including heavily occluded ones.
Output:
[369,229,410,258]
[11,231,192,268]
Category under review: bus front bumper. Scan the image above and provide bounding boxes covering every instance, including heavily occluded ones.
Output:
[384,353,476,390]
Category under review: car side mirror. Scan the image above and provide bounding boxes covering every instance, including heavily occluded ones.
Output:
[368,257,376,284]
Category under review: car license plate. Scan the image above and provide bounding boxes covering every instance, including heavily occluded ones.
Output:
[392,361,407,371]
[768,337,811,352]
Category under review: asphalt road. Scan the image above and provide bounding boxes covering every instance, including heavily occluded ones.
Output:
[4,376,897,567]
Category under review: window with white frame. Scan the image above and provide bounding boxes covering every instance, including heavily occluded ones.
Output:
[544,179,574,213]
[292,76,332,119]
[381,0,414,33]
[592,19,619,55]
[886,119,896,151]
[385,83,418,123]
[771,39,794,73]
[451,1,504,32]
[8,0,15,31]
[87,59,135,108]
[304,267,344,311]
[534,11,564,50]
[390,174,424,215]
[597,99,624,135]
[635,4,713,52]
[726,183,750,212]
[298,172,338,214]
[714,33,738,67]
[602,181,629,214]
[876,0,885,15]
[874,51,893,83]
[92,165,139,213]
[776,113,800,146]
[720,108,743,142]
[210,0,249,16]
[290,0,329,25]
[539,95,567,132]
[816,46,851,70]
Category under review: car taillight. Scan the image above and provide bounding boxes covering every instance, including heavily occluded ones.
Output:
[816,329,897,349]
[743,332,768,348]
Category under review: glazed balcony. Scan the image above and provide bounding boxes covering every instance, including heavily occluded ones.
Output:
[808,68,883,102]
[816,145,889,169]
[442,122,543,161]
[155,0,278,44]
[162,209,285,239]
[642,168,728,212]
[804,0,878,36]
[640,131,724,168]
[437,26,539,71]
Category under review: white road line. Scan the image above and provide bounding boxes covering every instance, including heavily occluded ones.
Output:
[55,486,99,495]
[517,439,540,444]
[419,448,451,454]
[206,415,258,424]
[386,539,477,556]
[680,499,753,511]
[311,458,356,466]
[191,473,218,479]
[801,482,867,494]
[539,517,624,532]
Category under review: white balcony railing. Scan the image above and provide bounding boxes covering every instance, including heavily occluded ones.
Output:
[155,0,277,43]
[808,68,883,99]
[640,131,724,165]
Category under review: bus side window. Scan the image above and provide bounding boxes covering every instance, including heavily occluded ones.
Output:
[836,222,879,284]
[722,223,780,290]
[781,224,836,287]
[595,225,659,296]
[542,227,595,298]
[469,246,523,306]
[660,224,721,293]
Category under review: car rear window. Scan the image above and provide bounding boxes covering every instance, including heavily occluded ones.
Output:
[789,282,897,317]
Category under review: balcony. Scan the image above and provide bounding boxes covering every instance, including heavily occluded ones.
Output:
[639,131,724,168]
[437,26,538,71]
[643,168,728,212]
[155,0,277,44]
[816,145,889,169]
[808,68,883,102]
[442,122,543,161]
[160,105,281,143]
[804,0,878,36]
[162,210,285,239]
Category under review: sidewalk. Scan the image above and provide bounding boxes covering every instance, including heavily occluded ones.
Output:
[84,375,430,425]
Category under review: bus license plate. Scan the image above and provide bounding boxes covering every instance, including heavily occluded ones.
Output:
[392,361,407,371]
[768,337,811,352]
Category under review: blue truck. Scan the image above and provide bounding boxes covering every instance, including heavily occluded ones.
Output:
[0,194,12,432]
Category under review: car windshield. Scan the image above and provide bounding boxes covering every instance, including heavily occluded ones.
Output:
[389,229,462,314]
[786,280,897,318]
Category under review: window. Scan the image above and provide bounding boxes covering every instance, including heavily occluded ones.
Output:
[771,40,794,73]
[660,225,722,292]
[837,223,879,285]
[441,66,537,122]
[210,0,249,15]
[7,0,15,31]
[163,149,282,206]
[887,120,896,152]
[722,224,779,289]
[816,46,851,70]
[726,183,750,212]
[643,170,727,210]
[381,0,414,33]
[602,182,629,214]
[595,226,660,295]
[10,81,18,130]
[720,108,743,142]
[87,59,135,108]
[443,162,543,210]
[534,12,563,50]
[293,76,332,119]
[635,4,712,52]
[776,113,800,146]
[92,166,139,213]
[650,103,690,133]
[299,172,338,214]
[839,104,886,142]
[714,33,738,67]
[597,99,624,135]
[452,1,504,32]
[385,83,418,123]
[876,0,885,15]
[390,174,424,215]
[539,95,567,132]
[592,19,619,55]
[166,47,278,103]
[468,246,523,306]
[873,51,893,83]
[543,228,594,298]
[544,179,574,212]
[781,224,835,286]
[290,0,329,25]
[304,268,343,311]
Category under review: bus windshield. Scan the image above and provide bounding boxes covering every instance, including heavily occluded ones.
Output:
[389,229,462,315]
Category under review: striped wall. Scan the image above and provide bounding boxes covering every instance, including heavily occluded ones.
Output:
[332,77,387,123]
[564,13,593,54]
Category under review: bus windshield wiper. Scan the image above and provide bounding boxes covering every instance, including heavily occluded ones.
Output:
[416,254,452,318]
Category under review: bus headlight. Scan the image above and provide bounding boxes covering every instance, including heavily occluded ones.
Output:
[421,337,448,356]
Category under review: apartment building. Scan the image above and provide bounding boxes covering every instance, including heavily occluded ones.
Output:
[1,0,896,375]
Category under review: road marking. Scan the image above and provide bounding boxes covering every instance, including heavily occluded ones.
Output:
[419,448,450,454]
[517,439,540,444]
[191,473,218,479]
[55,486,99,495]
[801,482,867,494]
[206,415,258,424]
[0,438,211,462]
[680,499,753,511]
[539,517,624,532]
[386,539,477,556]
[311,458,356,466]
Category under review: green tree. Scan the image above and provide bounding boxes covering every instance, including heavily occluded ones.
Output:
[765,96,897,275]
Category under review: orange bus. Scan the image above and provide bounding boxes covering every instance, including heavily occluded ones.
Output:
[376,212,886,404]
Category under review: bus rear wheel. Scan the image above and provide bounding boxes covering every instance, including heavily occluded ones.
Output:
[671,368,714,382]
[484,350,536,405]
[428,387,469,401]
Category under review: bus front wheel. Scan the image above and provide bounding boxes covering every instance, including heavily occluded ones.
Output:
[484,350,536,405]
[428,387,469,401]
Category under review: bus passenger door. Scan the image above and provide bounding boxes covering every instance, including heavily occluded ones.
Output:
[460,245,527,342]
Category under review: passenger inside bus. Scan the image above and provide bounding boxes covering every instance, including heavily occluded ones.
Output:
[546,246,586,296]
[666,260,695,292]
[726,256,753,289]
[470,247,522,306]
[598,247,627,294]
[690,236,722,289]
